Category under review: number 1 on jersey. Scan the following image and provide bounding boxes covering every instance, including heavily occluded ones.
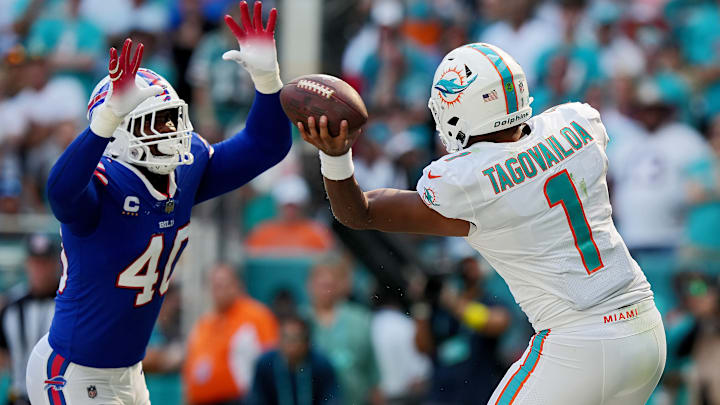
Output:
[544,170,604,274]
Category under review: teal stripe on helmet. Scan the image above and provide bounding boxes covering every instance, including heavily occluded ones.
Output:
[466,44,519,114]
[496,329,549,405]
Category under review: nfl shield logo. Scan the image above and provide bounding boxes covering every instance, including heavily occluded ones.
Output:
[87,385,97,399]
[164,200,175,213]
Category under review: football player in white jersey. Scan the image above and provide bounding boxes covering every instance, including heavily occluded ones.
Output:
[298,43,666,405]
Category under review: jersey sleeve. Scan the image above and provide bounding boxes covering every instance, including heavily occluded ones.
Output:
[416,159,477,224]
[46,127,110,235]
[551,102,609,150]
[194,91,291,204]
[562,102,610,150]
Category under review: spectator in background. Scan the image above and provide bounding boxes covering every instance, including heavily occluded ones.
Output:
[248,315,340,405]
[479,0,560,87]
[532,1,602,113]
[0,45,85,213]
[413,257,510,405]
[673,273,720,404]
[25,0,105,94]
[307,255,382,405]
[608,78,711,311]
[353,126,404,191]
[684,114,720,272]
[143,285,184,405]
[341,0,403,91]
[187,3,257,141]
[371,287,430,405]
[245,175,334,256]
[359,13,434,114]
[671,0,720,121]
[80,0,170,39]
[126,29,177,87]
[591,1,645,80]
[184,264,278,405]
[0,234,59,405]
[271,288,299,322]
[0,161,22,215]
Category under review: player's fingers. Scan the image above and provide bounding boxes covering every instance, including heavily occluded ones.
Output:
[317,115,333,143]
[339,120,351,143]
[139,85,164,99]
[307,116,321,140]
[108,47,119,77]
[239,1,253,32]
[266,8,277,34]
[252,1,262,31]
[224,15,245,40]
[121,38,131,74]
[297,122,311,142]
[130,43,144,76]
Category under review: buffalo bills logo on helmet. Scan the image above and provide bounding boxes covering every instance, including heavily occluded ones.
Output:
[44,376,67,391]
[87,82,110,120]
[137,69,171,101]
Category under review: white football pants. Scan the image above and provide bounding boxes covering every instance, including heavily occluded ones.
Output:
[26,334,150,405]
[488,299,666,405]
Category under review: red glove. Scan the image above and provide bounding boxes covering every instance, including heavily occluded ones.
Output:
[91,39,163,137]
[222,1,282,94]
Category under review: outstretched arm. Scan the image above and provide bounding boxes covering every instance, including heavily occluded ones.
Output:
[194,91,291,203]
[194,1,291,203]
[47,39,161,234]
[299,116,470,237]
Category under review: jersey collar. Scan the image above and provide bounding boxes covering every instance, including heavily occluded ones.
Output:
[115,160,177,201]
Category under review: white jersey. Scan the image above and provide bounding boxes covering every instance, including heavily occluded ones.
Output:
[416,102,652,331]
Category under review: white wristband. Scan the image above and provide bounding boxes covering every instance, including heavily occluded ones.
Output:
[319,149,354,181]
[252,70,283,94]
[89,106,123,138]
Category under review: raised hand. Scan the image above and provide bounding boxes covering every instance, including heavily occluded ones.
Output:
[105,39,163,118]
[222,1,282,94]
[90,38,163,138]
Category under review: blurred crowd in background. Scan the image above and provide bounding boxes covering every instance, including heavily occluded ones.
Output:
[1,0,720,404]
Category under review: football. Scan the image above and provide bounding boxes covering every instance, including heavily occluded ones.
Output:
[280,74,368,137]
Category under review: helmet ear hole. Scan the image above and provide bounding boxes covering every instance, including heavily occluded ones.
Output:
[447,116,459,126]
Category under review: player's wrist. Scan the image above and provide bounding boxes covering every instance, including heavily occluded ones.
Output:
[89,106,123,138]
[319,149,354,181]
[251,68,282,94]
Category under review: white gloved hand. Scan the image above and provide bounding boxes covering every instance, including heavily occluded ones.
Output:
[222,1,282,94]
[90,38,163,138]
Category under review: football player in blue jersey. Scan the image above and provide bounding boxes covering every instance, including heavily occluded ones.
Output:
[25,2,290,403]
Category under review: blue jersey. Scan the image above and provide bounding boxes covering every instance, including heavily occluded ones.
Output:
[46,91,290,368]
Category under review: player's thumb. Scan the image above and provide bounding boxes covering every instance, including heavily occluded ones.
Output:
[139,85,164,100]
[222,50,244,64]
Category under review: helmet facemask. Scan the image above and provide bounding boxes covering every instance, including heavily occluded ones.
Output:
[111,101,194,175]
[428,98,470,153]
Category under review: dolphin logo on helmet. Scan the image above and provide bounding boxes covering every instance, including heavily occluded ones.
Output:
[434,74,478,97]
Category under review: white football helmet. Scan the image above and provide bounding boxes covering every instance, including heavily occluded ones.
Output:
[428,43,533,153]
[87,69,194,175]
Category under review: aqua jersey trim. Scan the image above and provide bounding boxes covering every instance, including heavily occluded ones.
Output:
[495,329,550,405]
[466,44,519,114]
